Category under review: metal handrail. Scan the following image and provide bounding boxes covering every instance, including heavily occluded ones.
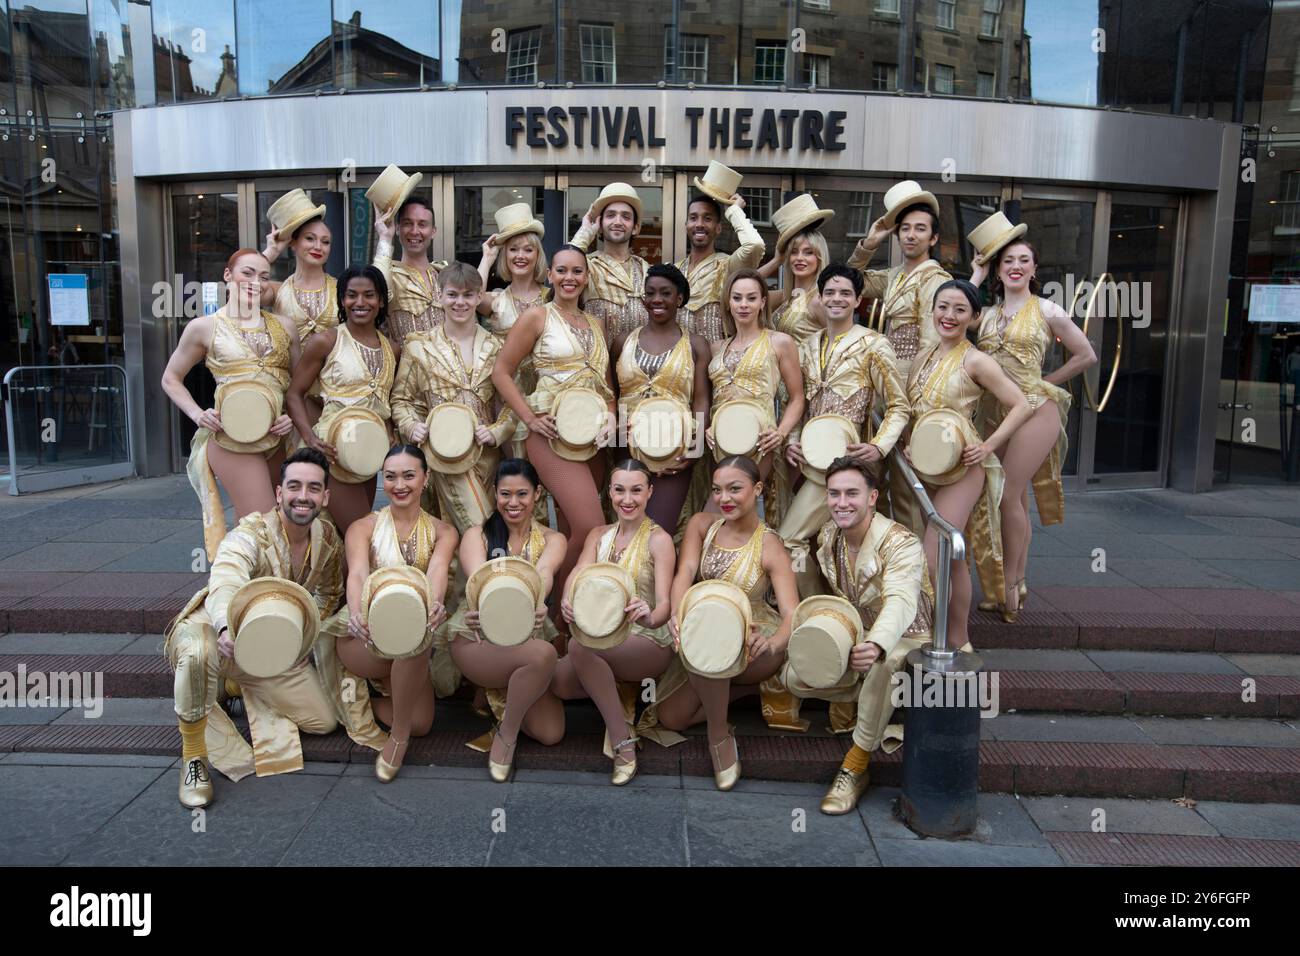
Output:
[873,410,966,660]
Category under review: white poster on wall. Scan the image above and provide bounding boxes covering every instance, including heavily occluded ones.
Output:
[1248,283,1300,324]
[48,274,90,326]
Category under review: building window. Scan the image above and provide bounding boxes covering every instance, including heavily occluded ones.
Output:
[847,191,874,236]
[803,0,831,9]
[982,0,1002,36]
[580,24,616,84]
[666,30,708,84]
[872,62,898,91]
[754,40,786,85]
[1277,171,1300,234]
[506,28,541,85]
[876,0,900,14]
[803,54,831,87]
[977,71,995,98]
[739,187,775,225]
[932,64,955,95]
[937,0,956,29]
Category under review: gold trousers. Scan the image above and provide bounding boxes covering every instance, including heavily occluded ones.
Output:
[777,478,830,599]
[431,448,501,534]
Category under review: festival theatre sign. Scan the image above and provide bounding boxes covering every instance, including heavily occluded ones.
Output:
[487,90,864,169]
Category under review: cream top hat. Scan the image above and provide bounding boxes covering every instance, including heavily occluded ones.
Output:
[773,193,834,254]
[880,180,940,231]
[216,380,280,446]
[712,399,766,460]
[568,561,635,650]
[692,161,743,206]
[550,388,608,462]
[678,579,751,678]
[799,414,858,484]
[327,406,390,484]
[591,182,644,223]
[266,189,327,241]
[787,594,864,689]
[466,557,543,646]
[228,577,320,679]
[909,408,970,486]
[629,397,692,471]
[492,202,545,245]
[365,165,424,222]
[967,210,1029,266]
[423,403,482,475]
[362,565,433,658]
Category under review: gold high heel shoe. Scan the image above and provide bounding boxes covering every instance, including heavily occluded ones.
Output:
[999,580,1024,624]
[375,737,408,783]
[1019,580,1028,609]
[709,732,741,792]
[488,729,518,783]
[980,581,1029,614]
[611,735,640,786]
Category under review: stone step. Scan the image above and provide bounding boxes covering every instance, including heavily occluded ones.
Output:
[2,701,1297,803]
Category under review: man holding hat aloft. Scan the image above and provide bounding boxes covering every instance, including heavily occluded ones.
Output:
[370,165,446,350]
[781,457,933,815]
[164,447,344,809]
[570,182,652,339]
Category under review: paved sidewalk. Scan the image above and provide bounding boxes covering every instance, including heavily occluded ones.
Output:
[2,750,1297,866]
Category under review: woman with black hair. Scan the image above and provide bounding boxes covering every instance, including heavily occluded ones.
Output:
[287,264,396,537]
[335,444,457,781]
[446,457,568,781]
[610,263,712,532]
[551,458,677,785]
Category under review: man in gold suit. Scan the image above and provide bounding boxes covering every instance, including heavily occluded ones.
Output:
[780,264,910,596]
[846,181,951,535]
[781,458,932,815]
[568,181,651,339]
[373,196,446,350]
[165,447,342,809]
[390,262,517,532]
[674,192,764,342]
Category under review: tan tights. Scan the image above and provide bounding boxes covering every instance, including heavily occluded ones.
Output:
[551,636,673,749]
[450,637,565,764]
[206,441,283,523]
[336,636,434,747]
[997,400,1060,603]
[524,433,606,601]
[655,650,784,761]
[923,465,986,649]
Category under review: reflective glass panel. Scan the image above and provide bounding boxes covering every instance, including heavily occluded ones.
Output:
[235,0,331,95]
[152,0,239,101]
[334,2,439,89]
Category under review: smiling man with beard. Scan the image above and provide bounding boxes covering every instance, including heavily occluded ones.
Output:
[780,457,933,815]
[569,182,652,339]
[164,447,343,808]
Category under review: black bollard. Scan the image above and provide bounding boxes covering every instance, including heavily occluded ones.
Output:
[898,646,984,838]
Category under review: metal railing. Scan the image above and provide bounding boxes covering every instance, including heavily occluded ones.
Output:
[873,410,966,659]
[2,365,134,495]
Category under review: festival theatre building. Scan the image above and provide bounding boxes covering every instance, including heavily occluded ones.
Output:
[1,0,1296,493]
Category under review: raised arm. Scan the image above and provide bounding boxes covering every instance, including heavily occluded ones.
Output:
[724,197,764,271]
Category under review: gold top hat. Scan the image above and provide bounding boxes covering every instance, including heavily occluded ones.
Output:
[711,399,767,461]
[228,577,319,679]
[590,182,644,223]
[215,379,281,447]
[679,579,751,678]
[362,565,433,659]
[491,202,545,245]
[568,561,635,650]
[799,414,858,484]
[910,408,970,486]
[629,397,693,472]
[880,180,940,232]
[692,161,743,206]
[773,193,834,254]
[550,388,608,462]
[365,165,424,222]
[466,557,544,646]
[326,406,390,484]
[967,210,1029,266]
[787,594,863,690]
[423,402,482,475]
[266,189,327,241]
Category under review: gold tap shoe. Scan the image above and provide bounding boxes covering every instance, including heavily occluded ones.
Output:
[488,730,518,783]
[980,581,1028,614]
[375,737,408,783]
[610,735,640,786]
[709,732,741,792]
[179,757,213,809]
[820,767,870,815]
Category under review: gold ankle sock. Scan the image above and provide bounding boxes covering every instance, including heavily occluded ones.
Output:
[179,716,208,762]
[841,744,870,775]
